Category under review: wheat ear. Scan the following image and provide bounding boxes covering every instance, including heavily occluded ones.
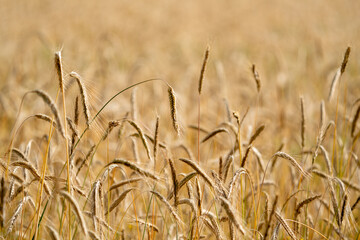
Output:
[274,212,297,240]
[105,159,160,180]
[252,64,261,93]
[150,190,182,224]
[300,97,305,149]
[295,195,321,216]
[219,196,246,236]
[263,195,278,240]
[328,47,351,101]
[76,144,96,176]
[168,158,178,207]
[153,116,160,161]
[168,87,180,135]
[179,158,214,188]
[0,177,6,228]
[7,196,30,234]
[69,72,91,126]
[59,190,88,235]
[198,46,210,95]
[351,104,360,137]
[31,90,65,138]
[109,178,142,192]
[127,120,152,161]
[167,171,197,200]
[106,188,134,215]
[46,225,60,240]
[201,128,229,143]
[272,152,310,178]
[248,124,265,145]
[351,196,360,211]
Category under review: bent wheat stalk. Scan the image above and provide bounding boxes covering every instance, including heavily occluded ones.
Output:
[105,159,160,180]
[59,190,88,236]
[272,152,310,178]
[179,158,214,188]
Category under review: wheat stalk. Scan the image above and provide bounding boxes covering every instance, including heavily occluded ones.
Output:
[202,211,225,240]
[127,120,152,161]
[109,178,142,192]
[252,146,265,173]
[198,46,210,95]
[195,177,202,216]
[300,97,305,149]
[59,190,88,235]
[263,195,278,240]
[69,72,91,126]
[0,177,6,228]
[150,190,182,224]
[200,215,224,240]
[340,194,348,226]
[248,124,265,145]
[88,230,100,240]
[10,148,29,162]
[168,158,178,207]
[340,47,351,74]
[272,152,310,178]
[133,218,159,233]
[153,116,160,161]
[319,145,332,175]
[74,96,79,125]
[270,223,281,240]
[106,188,134,215]
[179,158,214,188]
[177,144,195,161]
[252,64,261,93]
[76,144,96,176]
[294,194,321,225]
[274,212,297,240]
[211,170,228,197]
[167,171,197,200]
[7,196,30,234]
[351,104,360,137]
[54,51,64,91]
[219,196,246,236]
[90,180,102,222]
[105,159,160,180]
[131,137,139,163]
[328,47,351,101]
[46,225,60,240]
[66,117,79,138]
[223,99,232,122]
[201,128,229,143]
[168,87,180,135]
[223,154,234,182]
[178,198,196,212]
[241,144,252,167]
[329,179,341,227]
[351,196,360,211]
[227,168,247,200]
[118,112,129,139]
[33,114,58,129]
[130,87,137,121]
[31,90,65,138]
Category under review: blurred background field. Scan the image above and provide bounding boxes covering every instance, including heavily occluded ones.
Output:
[1,0,360,147]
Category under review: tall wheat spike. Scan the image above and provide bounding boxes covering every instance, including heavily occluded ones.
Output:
[69,72,91,126]
[198,46,210,95]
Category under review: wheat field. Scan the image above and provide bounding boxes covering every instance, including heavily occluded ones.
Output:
[1,0,360,239]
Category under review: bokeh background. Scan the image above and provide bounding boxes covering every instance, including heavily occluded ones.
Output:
[1,0,360,142]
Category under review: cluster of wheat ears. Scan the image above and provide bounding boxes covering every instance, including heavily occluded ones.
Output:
[0,45,359,240]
